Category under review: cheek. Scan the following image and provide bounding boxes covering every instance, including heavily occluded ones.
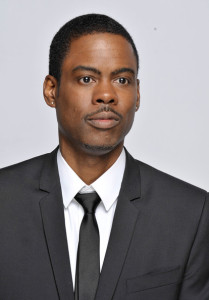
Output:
[124,110,136,132]
[57,90,90,123]
[120,98,136,119]
[119,101,136,133]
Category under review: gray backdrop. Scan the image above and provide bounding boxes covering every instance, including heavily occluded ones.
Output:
[0,0,208,190]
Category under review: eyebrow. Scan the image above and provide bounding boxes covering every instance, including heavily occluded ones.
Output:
[111,67,135,76]
[72,65,101,75]
[72,65,136,77]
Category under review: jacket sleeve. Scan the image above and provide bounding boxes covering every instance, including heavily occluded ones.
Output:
[178,193,209,299]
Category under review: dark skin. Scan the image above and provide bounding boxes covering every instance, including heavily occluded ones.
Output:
[43,33,140,184]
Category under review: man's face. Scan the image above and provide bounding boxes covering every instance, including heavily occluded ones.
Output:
[45,33,140,155]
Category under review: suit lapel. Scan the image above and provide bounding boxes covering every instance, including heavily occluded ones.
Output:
[95,150,141,300]
[39,148,74,300]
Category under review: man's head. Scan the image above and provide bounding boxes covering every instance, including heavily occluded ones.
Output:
[49,14,139,85]
[44,14,140,156]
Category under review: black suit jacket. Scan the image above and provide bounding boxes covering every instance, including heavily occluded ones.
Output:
[0,147,209,300]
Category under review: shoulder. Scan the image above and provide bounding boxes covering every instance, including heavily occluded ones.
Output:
[126,152,208,209]
[0,152,48,177]
[131,157,208,227]
[138,158,205,194]
[0,150,54,193]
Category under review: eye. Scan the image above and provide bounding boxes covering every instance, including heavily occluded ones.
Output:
[115,77,130,85]
[79,76,94,84]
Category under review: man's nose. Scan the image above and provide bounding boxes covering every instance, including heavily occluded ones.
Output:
[92,81,118,105]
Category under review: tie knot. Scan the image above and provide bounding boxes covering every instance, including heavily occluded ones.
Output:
[75,192,101,214]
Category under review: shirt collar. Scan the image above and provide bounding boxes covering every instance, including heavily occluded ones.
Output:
[57,148,126,211]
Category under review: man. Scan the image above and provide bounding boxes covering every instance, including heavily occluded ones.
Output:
[0,13,209,300]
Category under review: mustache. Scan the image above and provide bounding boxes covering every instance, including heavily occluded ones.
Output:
[84,106,123,120]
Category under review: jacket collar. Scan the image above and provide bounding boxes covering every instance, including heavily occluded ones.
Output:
[39,146,74,300]
[39,146,60,192]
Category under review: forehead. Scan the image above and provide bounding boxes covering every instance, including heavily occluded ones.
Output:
[62,33,137,73]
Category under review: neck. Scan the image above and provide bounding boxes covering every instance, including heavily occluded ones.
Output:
[59,139,124,185]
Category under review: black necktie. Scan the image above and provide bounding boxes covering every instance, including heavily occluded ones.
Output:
[74,192,101,300]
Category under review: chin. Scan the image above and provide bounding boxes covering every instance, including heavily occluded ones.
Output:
[82,143,117,155]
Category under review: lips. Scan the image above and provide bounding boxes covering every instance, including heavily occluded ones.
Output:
[86,112,120,129]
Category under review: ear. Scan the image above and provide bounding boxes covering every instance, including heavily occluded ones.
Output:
[43,75,58,108]
[136,79,140,111]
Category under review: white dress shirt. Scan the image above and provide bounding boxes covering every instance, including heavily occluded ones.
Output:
[57,148,126,289]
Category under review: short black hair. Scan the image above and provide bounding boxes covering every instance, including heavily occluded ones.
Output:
[49,14,139,83]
